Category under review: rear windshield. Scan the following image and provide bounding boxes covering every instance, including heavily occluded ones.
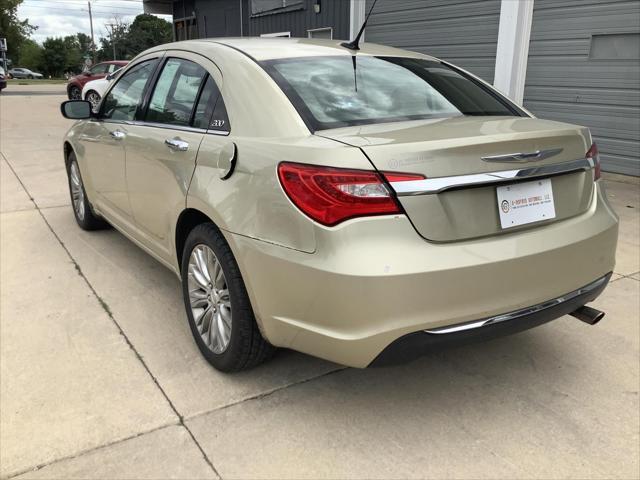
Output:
[261,56,522,131]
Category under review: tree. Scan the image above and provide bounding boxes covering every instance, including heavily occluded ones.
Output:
[125,14,172,54]
[97,20,129,61]
[17,38,42,71]
[0,0,37,63]
[63,35,83,73]
[96,14,172,61]
[41,37,66,77]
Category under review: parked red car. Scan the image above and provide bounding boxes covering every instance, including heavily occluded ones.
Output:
[66,60,128,99]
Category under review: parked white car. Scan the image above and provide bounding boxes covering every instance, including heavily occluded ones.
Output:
[81,68,123,112]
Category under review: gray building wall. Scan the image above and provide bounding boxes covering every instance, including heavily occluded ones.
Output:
[172,0,350,40]
[245,0,350,39]
[523,0,640,176]
[364,0,502,82]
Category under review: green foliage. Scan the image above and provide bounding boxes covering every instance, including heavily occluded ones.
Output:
[126,14,172,53]
[17,38,42,71]
[41,37,66,77]
[97,14,172,61]
[0,0,37,62]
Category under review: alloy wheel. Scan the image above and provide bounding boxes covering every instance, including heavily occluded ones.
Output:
[69,162,85,221]
[86,92,101,113]
[187,244,232,354]
[69,87,81,100]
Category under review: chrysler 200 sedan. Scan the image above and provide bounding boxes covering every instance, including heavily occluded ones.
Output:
[60,38,618,372]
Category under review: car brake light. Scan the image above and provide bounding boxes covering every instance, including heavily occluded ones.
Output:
[586,143,601,180]
[278,162,423,226]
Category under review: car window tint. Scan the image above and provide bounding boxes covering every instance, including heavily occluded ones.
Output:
[101,60,156,122]
[192,76,220,129]
[146,58,206,126]
[90,63,108,75]
[210,96,230,132]
[263,56,520,130]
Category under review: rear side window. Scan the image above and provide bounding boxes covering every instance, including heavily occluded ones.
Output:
[192,75,230,132]
[146,58,207,126]
[262,56,522,131]
[101,59,156,122]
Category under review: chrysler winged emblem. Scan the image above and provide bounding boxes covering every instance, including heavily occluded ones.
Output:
[481,148,563,163]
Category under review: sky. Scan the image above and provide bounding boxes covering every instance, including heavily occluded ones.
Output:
[17,0,171,44]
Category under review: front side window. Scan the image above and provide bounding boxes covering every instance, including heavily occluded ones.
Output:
[101,60,157,121]
[146,58,207,126]
[262,56,522,131]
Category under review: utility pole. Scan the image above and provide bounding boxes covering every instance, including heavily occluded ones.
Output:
[105,23,117,60]
[88,1,96,63]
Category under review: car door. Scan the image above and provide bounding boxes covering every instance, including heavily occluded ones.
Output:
[79,56,160,226]
[123,52,220,262]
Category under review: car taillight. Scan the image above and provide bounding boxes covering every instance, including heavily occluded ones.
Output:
[278,162,423,226]
[586,143,601,180]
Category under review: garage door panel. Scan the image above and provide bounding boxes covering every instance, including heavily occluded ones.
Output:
[524,1,640,175]
[366,0,500,82]
[525,86,640,108]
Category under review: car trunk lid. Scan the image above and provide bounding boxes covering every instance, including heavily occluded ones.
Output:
[317,116,596,242]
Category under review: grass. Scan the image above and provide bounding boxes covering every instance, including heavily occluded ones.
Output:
[8,79,67,85]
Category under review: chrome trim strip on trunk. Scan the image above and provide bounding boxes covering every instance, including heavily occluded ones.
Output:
[424,275,609,335]
[390,157,594,196]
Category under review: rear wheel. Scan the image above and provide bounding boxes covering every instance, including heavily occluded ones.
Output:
[181,223,275,372]
[66,152,109,230]
[68,85,81,100]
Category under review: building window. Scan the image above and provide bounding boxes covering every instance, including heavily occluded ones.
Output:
[260,32,291,38]
[174,17,198,41]
[307,27,333,39]
[590,33,640,60]
[250,0,303,16]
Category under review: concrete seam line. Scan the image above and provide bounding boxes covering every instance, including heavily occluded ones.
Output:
[185,366,349,423]
[1,153,222,479]
[2,423,178,480]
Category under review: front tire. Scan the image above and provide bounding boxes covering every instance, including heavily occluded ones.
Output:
[181,223,274,372]
[66,152,109,230]
[68,85,81,100]
[85,90,101,113]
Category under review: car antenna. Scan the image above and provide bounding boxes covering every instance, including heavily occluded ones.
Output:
[341,0,379,51]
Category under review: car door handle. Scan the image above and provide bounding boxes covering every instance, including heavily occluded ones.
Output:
[109,130,126,140]
[165,138,189,152]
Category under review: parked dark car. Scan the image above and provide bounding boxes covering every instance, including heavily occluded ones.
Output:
[0,66,6,92]
[66,61,128,99]
[8,67,43,79]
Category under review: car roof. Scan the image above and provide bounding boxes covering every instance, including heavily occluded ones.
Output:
[148,37,436,62]
[101,60,128,65]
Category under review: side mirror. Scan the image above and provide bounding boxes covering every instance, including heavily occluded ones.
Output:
[83,71,92,76]
[61,100,93,119]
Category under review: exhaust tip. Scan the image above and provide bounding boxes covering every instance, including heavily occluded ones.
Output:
[570,305,605,325]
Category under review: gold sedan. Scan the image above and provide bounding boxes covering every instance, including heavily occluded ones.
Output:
[60,38,618,372]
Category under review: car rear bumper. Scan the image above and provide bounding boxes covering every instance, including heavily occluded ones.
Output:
[227,183,618,368]
[370,272,611,366]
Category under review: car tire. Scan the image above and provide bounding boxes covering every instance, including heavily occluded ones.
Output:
[181,223,275,372]
[27,75,33,79]
[85,90,101,113]
[68,85,81,100]
[66,152,109,230]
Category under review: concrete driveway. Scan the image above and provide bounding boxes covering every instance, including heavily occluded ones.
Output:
[1,84,638,479]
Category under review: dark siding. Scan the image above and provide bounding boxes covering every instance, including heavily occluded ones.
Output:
[364,0,501,82]
[246,0,350,39]
[523,0,640,176]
